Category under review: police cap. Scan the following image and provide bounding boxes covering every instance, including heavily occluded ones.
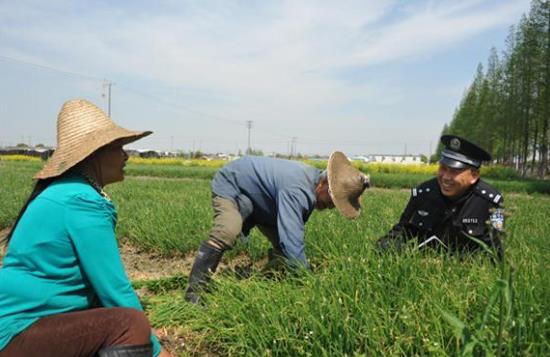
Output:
[440,135,492,169]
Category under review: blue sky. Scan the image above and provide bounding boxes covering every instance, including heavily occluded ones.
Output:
[0,0,532,156]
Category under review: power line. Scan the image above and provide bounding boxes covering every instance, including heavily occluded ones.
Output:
[0,56,340,145]
[116,83,244,126]
[0,55,352,146]
[0,54,247,126]
[0,55,103,82]
[0,55,434,155]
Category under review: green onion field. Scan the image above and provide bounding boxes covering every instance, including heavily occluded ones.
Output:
[1,159,549,356]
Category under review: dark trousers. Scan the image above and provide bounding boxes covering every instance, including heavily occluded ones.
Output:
[0,307,151,357]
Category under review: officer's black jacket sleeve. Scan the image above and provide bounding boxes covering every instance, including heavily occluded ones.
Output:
[464,180,505,260]
[377,191,418,249]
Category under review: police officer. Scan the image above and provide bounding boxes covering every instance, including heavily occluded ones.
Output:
[377,135,504,259]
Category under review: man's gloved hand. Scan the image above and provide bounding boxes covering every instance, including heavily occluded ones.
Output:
[261,248,288,279]
[233,264,253,279]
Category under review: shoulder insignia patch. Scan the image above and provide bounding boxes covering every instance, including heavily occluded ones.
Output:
[475,181,503,206]
[490,208,505,231]
[414,180,438,198]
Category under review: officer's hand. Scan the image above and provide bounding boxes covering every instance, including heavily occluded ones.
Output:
[376,236,403,252]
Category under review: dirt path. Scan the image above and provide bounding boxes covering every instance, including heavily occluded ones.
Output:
[0,229,196,276]
[0,229,260,280]
[126,175,208,182]
[119,242,194,281]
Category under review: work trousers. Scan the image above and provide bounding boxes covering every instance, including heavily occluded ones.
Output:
[0,307,151,357]
[209,195,281,252]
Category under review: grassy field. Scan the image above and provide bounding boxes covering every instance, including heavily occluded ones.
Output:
[1,159,549,356]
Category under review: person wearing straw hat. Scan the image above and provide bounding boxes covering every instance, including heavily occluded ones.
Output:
[377,135,505,259]
[0,99,172,357]
[184,152,370,304]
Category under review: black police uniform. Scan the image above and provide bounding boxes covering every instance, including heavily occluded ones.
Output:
[377,135,505,259]
[377,178,504,258]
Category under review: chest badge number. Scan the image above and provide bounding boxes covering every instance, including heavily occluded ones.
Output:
[462,218,478,224]
[418,210,429,216]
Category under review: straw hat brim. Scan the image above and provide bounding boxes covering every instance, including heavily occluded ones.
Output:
[34,127,151,179]
[327,151,362,219]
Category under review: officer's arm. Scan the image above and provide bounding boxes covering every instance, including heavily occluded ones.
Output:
[376,192,417,251]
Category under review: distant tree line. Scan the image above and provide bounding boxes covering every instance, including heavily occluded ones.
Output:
[441,0,550,177]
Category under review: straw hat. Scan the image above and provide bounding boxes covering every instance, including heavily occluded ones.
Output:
[34,99,151,179]
[327,151,370,219]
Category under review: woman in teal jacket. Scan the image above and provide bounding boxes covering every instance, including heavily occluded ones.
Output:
[0,99,171,357]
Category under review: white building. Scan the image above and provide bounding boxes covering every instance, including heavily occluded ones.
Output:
[352,154,423,164]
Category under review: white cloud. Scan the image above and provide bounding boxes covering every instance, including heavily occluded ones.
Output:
[312,0,529,69]
[0,1,524,87]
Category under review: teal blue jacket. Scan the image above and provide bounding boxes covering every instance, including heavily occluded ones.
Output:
[0,173,160,355]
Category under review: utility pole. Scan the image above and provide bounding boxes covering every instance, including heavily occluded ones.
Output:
[290,137,297,159]
[287,141,291,158]
[246,120,253,155]
[428,141,432,164]
[103,80,114,116]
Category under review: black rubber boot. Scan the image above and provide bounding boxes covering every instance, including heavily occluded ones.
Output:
[185,241,224,304]
[98,343,153,357]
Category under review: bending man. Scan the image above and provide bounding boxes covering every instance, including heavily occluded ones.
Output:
[185,152,370,303]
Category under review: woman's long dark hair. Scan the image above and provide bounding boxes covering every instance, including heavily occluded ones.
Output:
[2,178,55,246]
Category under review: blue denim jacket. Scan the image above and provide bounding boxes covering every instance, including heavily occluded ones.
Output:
[211,156,322,267]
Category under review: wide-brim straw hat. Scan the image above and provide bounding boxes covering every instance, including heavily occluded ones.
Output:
[34,99,152,179]
[327,151,370,219]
